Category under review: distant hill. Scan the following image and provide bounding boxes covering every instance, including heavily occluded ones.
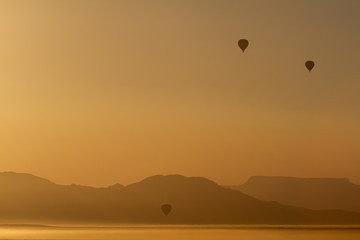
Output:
[2,172,360,224]
[226,176,360,213]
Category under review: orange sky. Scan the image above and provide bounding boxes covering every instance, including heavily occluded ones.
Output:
[1,0,360,186]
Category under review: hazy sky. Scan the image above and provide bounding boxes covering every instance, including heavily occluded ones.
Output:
[1,0,360,186]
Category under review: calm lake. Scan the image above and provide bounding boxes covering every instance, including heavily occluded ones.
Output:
[1,225,360,240]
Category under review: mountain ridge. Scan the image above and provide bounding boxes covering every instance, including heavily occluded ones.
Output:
[2,172,360,224]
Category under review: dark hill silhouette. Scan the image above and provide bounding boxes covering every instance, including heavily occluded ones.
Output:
[2,172,360,224]
[227,176,360,213]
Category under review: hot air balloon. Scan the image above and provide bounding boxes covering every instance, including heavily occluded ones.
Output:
[161,204,172,216]
[238,39,249,52]
[305,61,315,72]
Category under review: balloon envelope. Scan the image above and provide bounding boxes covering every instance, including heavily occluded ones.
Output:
[161,204,172,216]
[305,61,315,72]
[238,39,249,52]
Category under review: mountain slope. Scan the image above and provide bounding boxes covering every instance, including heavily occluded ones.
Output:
[227,176,360,212]
[1,172,360,224]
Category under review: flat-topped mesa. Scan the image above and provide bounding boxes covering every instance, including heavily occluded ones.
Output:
[229,176,360,213]
[246,176,352,185]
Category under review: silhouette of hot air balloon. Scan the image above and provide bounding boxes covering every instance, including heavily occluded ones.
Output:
[161,204,172,216]
[305,61,315,72]
[238,39,249,52]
